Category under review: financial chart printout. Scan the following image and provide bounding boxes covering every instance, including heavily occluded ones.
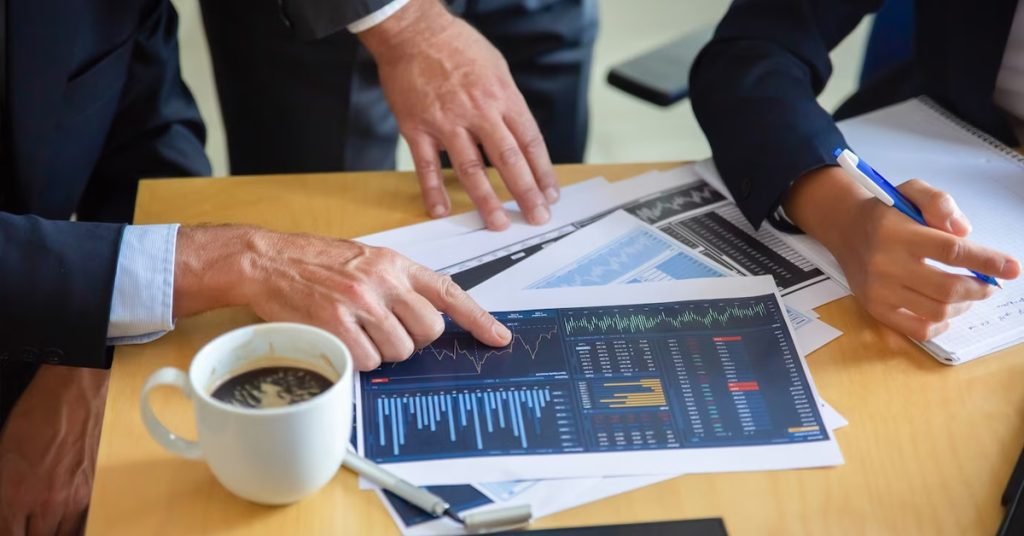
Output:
[356,282,836,484]
[431,170,844,312]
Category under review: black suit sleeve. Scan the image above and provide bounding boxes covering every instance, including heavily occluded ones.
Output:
[0,0,207,369]
[690,0,883,229]
[77,0,210,223]
[0,215,125,369]
[278,0,395,40]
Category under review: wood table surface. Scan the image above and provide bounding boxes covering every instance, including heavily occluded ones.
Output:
[86,162,1024,535]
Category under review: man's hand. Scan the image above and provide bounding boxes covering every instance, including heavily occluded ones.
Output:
[0,366,108,536]
[358,0,559,231]
[173,226,512,371]
[785,167,1021,341]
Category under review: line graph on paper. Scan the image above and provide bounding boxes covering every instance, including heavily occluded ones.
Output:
[561,297,780,336]
[626,182,724,224]
[529,227,724,289]
[362,311,569,383]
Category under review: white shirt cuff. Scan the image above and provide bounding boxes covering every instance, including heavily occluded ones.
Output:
[106,224,179,345]
[347,0,412,33]
[773,205,796,226]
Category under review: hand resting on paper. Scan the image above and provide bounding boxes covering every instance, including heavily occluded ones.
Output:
[784,167,1021,341]
[358,0,559,231]
[172,226,512,370]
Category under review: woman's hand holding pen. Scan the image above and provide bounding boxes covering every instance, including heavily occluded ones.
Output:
[785,167,1021,341]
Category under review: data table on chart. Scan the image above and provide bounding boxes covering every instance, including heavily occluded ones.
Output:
[357,293,827,465]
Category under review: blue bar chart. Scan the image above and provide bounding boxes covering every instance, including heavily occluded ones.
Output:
[367,385,582,460]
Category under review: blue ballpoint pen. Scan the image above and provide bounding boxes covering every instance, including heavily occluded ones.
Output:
[833,147,1002,288]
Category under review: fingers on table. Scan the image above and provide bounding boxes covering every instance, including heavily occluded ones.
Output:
[505,111,559,204]
[444,128,510,230]
[477,117,550,225]
[408,133,451,219]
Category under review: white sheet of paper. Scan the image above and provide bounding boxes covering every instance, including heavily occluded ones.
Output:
[354,276,843,485]
[358,178,611,249]
[396,170,671,268]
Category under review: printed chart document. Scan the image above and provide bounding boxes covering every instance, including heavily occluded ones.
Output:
[400,166,848,312]
[600,173,847,312]
[369,212,844,534]
[470,210,843,356]
[354,277,843,485]
[376,400,849,535]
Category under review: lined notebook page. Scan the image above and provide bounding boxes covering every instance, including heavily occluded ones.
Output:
[837,98,1024,363]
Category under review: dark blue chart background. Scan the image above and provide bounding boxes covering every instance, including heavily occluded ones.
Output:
[359,295,827,463]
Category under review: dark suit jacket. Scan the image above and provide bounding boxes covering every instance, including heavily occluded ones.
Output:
[280,0,393,40]
[279,0,573,40]
[0,0,209,422]
[690,0,1019,230]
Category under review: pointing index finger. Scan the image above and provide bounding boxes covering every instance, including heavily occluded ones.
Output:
[411,266,512,347]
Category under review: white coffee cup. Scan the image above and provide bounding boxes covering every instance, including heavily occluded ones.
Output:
[140,323,353,505]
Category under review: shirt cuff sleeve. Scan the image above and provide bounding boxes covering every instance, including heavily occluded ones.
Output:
[347,0,411,33]
[106,224,179,345]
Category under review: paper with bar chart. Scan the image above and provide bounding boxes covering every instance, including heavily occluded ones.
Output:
[355,277,842,485]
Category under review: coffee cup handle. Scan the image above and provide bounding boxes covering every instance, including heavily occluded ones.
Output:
[140,367,203,460]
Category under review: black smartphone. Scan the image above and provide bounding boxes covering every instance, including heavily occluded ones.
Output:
[493,518,727,535]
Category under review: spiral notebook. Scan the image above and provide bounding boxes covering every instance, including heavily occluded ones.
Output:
[707,97,1024,365]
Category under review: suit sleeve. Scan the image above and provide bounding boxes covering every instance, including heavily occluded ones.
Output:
[3,0,208,370]
[278,0,396,40]
[689,0,883,229]
[76,0,210,224]
[0,215,125,369]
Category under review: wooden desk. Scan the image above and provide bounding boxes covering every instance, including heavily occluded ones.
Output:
[87,163,1024,535]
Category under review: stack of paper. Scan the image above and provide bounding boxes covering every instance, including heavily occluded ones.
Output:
[355,165,850,534]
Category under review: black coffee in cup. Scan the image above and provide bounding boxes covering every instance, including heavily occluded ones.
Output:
[211,360,335,409]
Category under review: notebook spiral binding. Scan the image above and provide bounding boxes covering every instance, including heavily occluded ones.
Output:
[918,96,1024,168]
